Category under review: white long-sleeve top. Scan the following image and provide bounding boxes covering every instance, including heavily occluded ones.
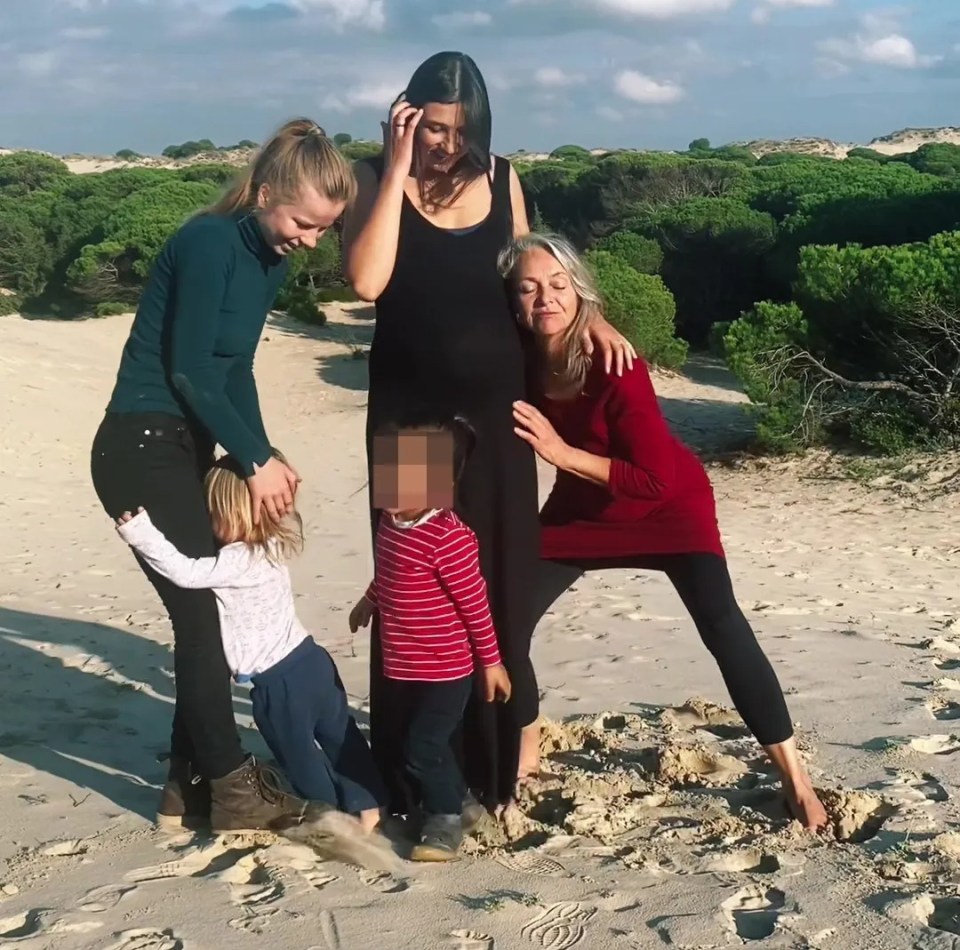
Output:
[117,510,308,681]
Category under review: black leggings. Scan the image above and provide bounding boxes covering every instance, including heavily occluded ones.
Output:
[530,553,793,746]
[90,412,245,779]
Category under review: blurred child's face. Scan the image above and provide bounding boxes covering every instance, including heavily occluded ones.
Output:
[372,430,454,515]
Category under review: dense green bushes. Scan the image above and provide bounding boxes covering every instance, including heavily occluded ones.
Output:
[585,250,687,369]
[3,134,959,455]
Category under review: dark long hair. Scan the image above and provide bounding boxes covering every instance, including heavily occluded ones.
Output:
[405,51,492,207]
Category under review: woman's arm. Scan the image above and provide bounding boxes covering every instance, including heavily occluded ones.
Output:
[168,226,271,476]
[508,162,530,238]
[223,356,268,449]
[341,160,405,302]
[514,363,675,499]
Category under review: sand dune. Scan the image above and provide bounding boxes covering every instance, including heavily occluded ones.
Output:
[0,305,958,948]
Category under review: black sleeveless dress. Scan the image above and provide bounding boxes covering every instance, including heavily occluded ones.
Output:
[363,155,540,810]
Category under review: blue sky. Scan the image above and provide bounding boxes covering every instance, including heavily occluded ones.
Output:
[0,0,957,156]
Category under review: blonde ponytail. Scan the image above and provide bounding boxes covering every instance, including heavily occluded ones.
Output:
[206,118,356,216]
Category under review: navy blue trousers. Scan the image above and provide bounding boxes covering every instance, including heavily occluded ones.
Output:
[251,639,385,813]
[378,675,473,818]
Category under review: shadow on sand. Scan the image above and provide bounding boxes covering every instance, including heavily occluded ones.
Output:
[0,607,337,820]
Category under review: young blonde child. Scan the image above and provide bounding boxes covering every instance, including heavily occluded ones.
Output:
[349,416,511,861]
[117,452,386,833]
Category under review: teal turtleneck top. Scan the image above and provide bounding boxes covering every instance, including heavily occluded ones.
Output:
[106,211,288,475]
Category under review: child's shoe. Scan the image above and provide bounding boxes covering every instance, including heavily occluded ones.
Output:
[409,814,463,862]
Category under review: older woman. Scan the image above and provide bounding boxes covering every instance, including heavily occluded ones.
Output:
[498,231,827,831]
[341,53,635,814]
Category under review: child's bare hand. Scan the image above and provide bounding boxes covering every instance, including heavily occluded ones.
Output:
[116,507,145,527]
[481,664,512,703]
[349,596,375,633]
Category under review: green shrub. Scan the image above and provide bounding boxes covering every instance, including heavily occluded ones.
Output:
[584,250,687,369]
[285,287,326,326]
[594,230,662,274]
[94,301,129,317]
[0,293,21,316]
[721,301,811,452]
[549,144,593,162]
[315,286,357,303]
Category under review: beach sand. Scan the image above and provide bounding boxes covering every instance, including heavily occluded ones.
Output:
[1,304,959,949]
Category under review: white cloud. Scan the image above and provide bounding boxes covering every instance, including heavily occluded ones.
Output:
[17,50,59,78]
[534,66,586,88]
[751,0,832,25]
[818,17,939,71]
[512,0,733,19]
[60,26,109,39]
[614,69,684,103]
[289,0,385,29]
[597,105,624,121]
[591,0,731,15]
[321,80,402,114]
[431,11,492,29]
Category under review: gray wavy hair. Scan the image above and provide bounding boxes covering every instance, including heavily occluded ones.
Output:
[497,231,603,391]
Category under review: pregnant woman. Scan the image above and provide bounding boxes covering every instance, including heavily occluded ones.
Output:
[499,231,828,831]
[91,120,355,832]
[342,52,633,812]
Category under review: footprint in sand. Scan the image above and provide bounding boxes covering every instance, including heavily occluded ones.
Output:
[39,838,90,857]
[520,901,597,950]
[889,893,960,941]
[879,769,948,805]
[701,848,782,875]
[662,698,750,741]
[0,909,45,941]
[103,928,185,950]
[215,851,286,907]
[908,735,960,755]
[301,869,339,891]
[656,744,749,787]
[495,851,570,878]
[358,869,409,893]
[720,886,786,941]
[124,837,238,883]
[927,698,960,721]
[76,883,138,912]
[448,931,494,950]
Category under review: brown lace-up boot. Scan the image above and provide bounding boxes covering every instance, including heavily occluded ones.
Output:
[209,756,308,834]
[156,754,210,831]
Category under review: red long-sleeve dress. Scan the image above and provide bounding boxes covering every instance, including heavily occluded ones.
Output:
[536,357,725,561]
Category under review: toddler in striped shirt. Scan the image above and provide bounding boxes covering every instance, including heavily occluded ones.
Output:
[349,416,511,861]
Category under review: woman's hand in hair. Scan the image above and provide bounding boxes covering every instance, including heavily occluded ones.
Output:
[582,316,637,376]
[381,94,423,178]
[513,401,571,469]
[246,456,300,525]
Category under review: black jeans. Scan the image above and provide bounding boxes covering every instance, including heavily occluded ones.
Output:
[533,554,793,747]
[379,676,473,818]
[90,411,245,779]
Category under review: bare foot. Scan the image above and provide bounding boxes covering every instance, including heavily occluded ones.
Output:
[763,737,828,833]
[784,778,829,832]
[518,720,541,783]
[359,807,382,834]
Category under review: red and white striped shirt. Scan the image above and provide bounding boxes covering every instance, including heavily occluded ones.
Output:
[365,508,502,682]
